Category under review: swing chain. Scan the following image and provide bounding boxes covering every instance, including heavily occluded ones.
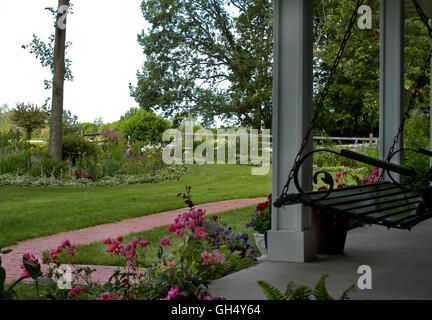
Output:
[379,0,432,182]
[281,0,364,196]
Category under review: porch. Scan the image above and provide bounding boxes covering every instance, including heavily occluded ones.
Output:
[209,218,432,300]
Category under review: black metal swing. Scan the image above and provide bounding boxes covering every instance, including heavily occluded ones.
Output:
[274,0,432,231]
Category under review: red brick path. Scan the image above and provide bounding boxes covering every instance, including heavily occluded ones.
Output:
[3,198,265,283]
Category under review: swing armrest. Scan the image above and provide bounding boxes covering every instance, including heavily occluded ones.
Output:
[417,148,432,158]
[340,149,417,177]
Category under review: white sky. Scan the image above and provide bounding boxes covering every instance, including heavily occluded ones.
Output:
[0,0,149,123]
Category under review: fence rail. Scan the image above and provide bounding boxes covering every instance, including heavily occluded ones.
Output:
[79,130,379,144]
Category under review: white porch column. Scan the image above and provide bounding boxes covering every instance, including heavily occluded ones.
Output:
[268,0,316,262]
[380,0,405,180]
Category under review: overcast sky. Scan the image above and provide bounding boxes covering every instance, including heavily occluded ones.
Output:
[0,0,149,123]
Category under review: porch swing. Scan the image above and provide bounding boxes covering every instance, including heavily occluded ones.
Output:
[274,0,432,231]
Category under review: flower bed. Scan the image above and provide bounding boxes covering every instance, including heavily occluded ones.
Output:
[0,188,258,300]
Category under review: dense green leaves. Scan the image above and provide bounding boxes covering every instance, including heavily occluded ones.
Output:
[132,0,273,128]
[258,274,356,300]
[10,103,48,140]
[133,0,430,138]
[121,110,172,142]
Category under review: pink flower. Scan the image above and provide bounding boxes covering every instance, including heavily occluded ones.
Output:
[167,224,177,232]
[128,239,138,249]
[213,253,225,265]
[117,236,123,242]
[49,250,58,260]
[126,250,136,259]
[104,238,113,244]
[203,296,213,300]
[160,236,171,246]
[99,293,111,300]
[106,244,118,253]
[201,252,211,260]
[193,227,207,239]
[203,259,212,265]
[126,260,135,269]
[61,240,71,248]
[166,286,179,300]
[174,228,185,237]
[139,240,150,247]
[69,286,86,298]
[20,269,30,278]
[169,261,177,267]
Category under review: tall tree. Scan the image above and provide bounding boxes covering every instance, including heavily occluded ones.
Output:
[132,0,273,128]
[23,2,73,159]
[49,0,70,159]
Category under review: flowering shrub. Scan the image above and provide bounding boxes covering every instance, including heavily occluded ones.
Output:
[246,194,272,234]
[316,166,380,191]
[3,187,256,300]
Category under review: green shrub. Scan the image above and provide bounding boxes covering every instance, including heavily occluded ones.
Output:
[100,159,124,177]
[404,110,430,176]
[74,156,101,178]
[121,111,172,143]
[62,134,99,162]
[0,150,32,175]
[0,129,29,151]
[30,158,69,178]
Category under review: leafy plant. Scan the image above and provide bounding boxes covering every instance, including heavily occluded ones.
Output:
[258,274,356,300]
[30,158,69,178]
[121,110,172,143]
[62,134,99,163]
[10,103,48,140]
[246,194,272,234]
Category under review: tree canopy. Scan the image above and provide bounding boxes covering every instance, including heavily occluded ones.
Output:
[132,0,273,128]
[133,0,430,137]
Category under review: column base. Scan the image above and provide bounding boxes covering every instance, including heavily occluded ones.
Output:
[267,228,316,262]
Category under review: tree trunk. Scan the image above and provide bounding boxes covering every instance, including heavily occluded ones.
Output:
[49,0,70,160]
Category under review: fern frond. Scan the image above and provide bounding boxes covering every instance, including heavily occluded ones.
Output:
[340,284,357,300]
[313,274,334,300]
[257,280,285,300]
[289,285,313,300]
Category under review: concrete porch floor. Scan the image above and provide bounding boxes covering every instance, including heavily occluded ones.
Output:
[208,219,432,300]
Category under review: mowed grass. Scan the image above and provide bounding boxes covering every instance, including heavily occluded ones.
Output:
[0,164,271,247]
[56,205,259,266]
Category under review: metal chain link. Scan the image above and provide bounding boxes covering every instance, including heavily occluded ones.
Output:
[281,0,364,196]
[379,0,432,182]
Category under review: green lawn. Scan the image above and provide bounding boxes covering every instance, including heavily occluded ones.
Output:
[0,164,271,247]
[56,205,259,266]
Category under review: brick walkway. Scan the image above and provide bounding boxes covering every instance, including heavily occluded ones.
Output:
[3,198,265,283]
